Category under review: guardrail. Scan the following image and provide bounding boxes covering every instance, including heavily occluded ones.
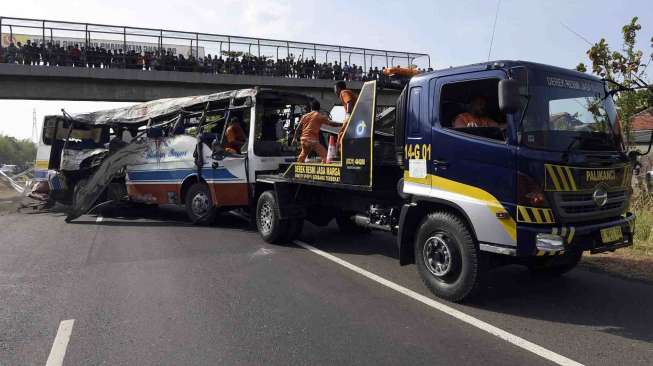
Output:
[0,16,431,70]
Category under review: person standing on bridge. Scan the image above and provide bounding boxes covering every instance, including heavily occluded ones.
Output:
[334,81,358,151]
[294,100,340,163]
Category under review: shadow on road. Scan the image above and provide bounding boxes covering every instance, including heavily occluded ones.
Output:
[298,223,653,344]
[68,204,253,230]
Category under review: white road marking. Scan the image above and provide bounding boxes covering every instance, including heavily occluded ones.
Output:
[45,319,75,366]
[295,240,584,366]
[95,216,103,223]
[250,247,275,259]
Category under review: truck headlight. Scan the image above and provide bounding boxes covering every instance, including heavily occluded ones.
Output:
[536,233,565,251]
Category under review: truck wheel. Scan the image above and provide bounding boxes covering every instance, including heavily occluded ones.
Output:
[529,249,582,276]
[336,211,370,234]
[415,212,481,302]
[256,190,289,243]
[185,183,216,225]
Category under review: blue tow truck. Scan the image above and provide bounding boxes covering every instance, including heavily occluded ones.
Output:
[254,61,651,302]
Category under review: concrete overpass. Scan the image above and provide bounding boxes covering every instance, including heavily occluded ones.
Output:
[0,64,400,109]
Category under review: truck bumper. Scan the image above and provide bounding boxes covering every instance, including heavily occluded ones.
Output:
[515,212,635,257]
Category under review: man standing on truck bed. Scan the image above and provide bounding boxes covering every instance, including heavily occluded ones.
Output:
[334,81,358,150]
[294,100,339,163]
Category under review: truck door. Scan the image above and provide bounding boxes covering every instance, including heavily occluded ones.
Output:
[429,72,517,247]
[402,84,432,192]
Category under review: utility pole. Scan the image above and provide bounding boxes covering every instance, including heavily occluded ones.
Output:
[32,108,38,144]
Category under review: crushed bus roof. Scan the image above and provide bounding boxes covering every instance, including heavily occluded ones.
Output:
[58,88,314,127]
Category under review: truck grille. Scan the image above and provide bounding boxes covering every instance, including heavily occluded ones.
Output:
[553,189,627,222]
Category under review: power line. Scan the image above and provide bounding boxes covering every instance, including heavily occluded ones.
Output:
[560,22,593,46]
[487,0,502,61]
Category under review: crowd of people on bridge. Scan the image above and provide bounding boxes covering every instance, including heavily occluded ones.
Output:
[0,40,432,81]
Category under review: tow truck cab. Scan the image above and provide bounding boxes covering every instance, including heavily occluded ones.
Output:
[397,60,635,270]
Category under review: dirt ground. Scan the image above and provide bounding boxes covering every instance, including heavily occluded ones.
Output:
[582,250,653,284]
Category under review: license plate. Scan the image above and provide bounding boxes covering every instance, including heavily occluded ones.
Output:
[600,226,623,244]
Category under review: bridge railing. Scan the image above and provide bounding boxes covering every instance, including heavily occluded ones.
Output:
[0,16,431,70]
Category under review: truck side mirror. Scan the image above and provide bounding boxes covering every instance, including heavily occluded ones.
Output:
[498,79,521,114]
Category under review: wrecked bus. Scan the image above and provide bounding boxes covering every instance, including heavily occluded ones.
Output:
[45,88,316,221]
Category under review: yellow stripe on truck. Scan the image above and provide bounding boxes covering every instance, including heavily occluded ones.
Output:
[516,206,555,224]
[430,175,517,242]
[545,164,562,191]
[555,165,570,191]
[564,167,577,191]
[518,206,532,223]
[402,171,516,242]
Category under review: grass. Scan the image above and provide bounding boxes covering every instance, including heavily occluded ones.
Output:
[582,193,653,282]
[630,194,653,255]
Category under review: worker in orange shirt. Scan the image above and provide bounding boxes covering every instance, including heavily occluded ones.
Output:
[224,116,246,154]
[293,100,340,163]
[334,81,358,149]
[453,96,501,128]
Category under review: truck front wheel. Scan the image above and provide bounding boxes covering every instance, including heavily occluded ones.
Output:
[415,212,481,302]
[256,190,290,243]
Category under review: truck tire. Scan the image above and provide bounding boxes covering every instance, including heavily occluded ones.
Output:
[529,249,582,276]
[336,211,370,234]
[185,183,216,225]
[256,190,290,243]
[414,211,481,302]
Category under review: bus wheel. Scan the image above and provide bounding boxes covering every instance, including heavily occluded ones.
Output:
[256,190,289,243]
[185,183,216,225]
[529,249,582,276]
[415,211,481,302]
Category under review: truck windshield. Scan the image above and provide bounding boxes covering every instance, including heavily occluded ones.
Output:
[520,73,620,152]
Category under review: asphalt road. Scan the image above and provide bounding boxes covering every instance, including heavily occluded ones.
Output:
[0,204,652,366]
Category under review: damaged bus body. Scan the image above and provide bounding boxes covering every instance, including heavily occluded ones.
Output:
[45,88,315,221]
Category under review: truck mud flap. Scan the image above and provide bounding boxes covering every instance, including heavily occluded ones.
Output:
[271,182,305,220]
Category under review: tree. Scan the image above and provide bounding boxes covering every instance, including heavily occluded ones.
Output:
[577,17,653,145]
[0,135,37,166]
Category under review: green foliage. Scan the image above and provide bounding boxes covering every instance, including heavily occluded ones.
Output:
[0,135,37,165]
[576,17,653,146]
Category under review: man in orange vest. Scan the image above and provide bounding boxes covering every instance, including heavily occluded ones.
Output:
[224,116,247,154]
[334,81,358,150]
[453,96,500,128]
[293,100,340,163]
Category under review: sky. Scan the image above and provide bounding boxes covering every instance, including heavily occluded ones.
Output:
[1,0,652,140]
